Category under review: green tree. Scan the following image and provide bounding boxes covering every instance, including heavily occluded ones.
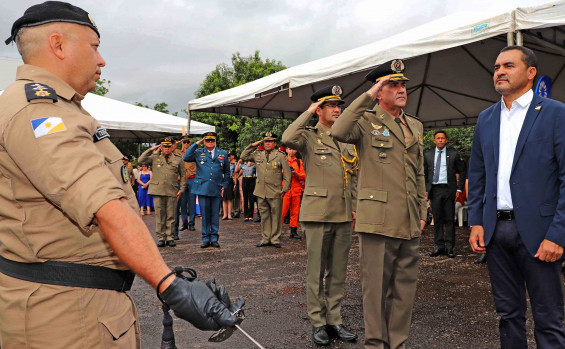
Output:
[134,101,178,115]
[423,127,475,160]
[192,51,289,153]
[92,79,111,96]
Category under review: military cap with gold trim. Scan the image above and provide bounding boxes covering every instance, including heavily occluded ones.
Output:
[202,132,217,140]
[160,136,175,146]
[181,135,191,143]
[310,85,345,105]
[6,1,100,45]
[263,132,277,141]
[365,59,409,83]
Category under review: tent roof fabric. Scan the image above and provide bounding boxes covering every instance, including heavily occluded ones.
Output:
[187,1,565,129]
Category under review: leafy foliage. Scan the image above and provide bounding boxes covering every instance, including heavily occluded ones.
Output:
[192,51,289,154]
[92,79,111,96]
[135,102,178,116]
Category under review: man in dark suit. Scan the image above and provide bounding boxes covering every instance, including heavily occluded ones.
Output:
[468,46,565,348]
[424,131,465,258]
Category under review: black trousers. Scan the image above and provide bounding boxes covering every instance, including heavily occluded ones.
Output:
[487,219,565,349]
[430,185,455,248]
[242,177,256,219]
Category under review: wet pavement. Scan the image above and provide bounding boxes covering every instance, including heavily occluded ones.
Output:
[132,214,556,348]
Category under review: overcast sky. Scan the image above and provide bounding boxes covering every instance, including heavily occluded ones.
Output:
[0,0,544,115]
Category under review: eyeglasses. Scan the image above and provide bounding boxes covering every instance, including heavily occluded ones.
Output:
[324,104,342,109]
[204,139,216,142]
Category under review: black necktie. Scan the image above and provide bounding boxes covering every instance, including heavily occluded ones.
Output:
[433,150,442,183]
[394,117,404,137]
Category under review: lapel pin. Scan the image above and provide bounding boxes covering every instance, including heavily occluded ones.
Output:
[535,105,541,110]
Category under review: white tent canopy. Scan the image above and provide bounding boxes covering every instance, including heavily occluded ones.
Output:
[187,1,565,129]
[0,90,215,142]
[82,93,214,142]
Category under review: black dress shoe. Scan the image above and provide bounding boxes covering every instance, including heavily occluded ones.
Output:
[157,240,166,247]
[173,234,179,240]
[201,242,211,248]
[180,224,188,231]
[256,242,270,247]
[188,225,195,231]
[474,254,487,264]
[429,246,445,257]
[273,243,281,248]
[312,326,330,346]
[211,241,220,248]
[446,247,455,258]
[326,324,358,342]
[167,240,176,247]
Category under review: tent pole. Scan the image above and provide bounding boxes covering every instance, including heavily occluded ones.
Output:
[507,32,515,46]
[187,106,192,137]
[516,31,523,46]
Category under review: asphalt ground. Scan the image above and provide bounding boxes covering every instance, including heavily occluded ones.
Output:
[132,213,561,348]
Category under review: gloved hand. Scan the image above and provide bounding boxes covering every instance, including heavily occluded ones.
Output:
[206,278,245,315]
[160,276,244,331]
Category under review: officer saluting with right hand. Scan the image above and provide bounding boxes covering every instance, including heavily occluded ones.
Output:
[0,2,242,347]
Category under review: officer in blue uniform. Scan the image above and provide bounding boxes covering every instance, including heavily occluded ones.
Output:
[184,132,230,248]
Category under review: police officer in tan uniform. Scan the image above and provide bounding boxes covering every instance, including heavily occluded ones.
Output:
[139,137,186,247]
[241,132,291,248]
[283,86,358,346]
[0,3,241,348]
[332,60,427,349]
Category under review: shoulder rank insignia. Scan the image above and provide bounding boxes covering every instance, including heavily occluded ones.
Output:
[305,126,316,131]
[405,113,421,121]
[25,83,58,103]
[365,109,376,113]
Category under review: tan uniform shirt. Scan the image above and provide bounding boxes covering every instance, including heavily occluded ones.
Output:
[0,64,136,267]
[282,112,356,222]
[138,148,186,197]
[332,92,427,239]
[240,145,291,199]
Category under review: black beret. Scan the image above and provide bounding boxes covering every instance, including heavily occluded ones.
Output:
[310,85,345,105]
[203,132,217,140]
[365,59,409,83]
[263,132,277,141]
[6,1,99,45]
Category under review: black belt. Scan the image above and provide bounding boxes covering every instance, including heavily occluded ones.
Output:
[497,210,515,221]
[0,255,135,292]
[432,184,449,188]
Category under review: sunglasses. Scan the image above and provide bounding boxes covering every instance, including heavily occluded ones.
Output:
[204,139,216,142]
[161,145,172,148]
[182,140,190,144]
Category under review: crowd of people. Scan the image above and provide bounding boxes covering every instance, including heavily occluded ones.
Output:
[2,2,565,349]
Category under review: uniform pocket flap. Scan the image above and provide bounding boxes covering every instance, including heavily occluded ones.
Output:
[359,189,387,202]
[98,306,136,340]
[371,138,392,149]
[540,204,557,217]
[304,187,328,197]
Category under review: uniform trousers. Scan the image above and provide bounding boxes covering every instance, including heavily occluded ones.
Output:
[282,193,301,228]
[153,195,177,242]
[487,219,565,349]
[177,177,196,228]
[242,177,256,219]
[0,274,140,348]
[257,197,283,244]
[430,185,456,248]
[303,221,352,327]
[199,195,221,243]
[359,233,419,349]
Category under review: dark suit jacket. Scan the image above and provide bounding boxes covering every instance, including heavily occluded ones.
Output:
[468,93,565,256]
[424,147,466,197]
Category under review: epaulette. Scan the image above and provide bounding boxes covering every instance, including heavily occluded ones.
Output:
[173,153,182,157]
[277,150,286,155]
[25,83,58,103]
[305,126,316,131]
[405,113,421,121]
[365,109,376,113]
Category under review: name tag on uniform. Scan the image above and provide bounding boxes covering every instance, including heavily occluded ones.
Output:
[93,128,110,143]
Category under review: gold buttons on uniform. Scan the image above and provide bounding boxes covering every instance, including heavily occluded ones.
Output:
[314,192,317,195]
[370,195,374,199]
[380,143,384,147]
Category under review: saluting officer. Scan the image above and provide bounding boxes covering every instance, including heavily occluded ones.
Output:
[282,86,359,346]
[241,132,291,248]
[332,60,427,349]
[0,2,240,347]
[183,132,230,248]
[139,137,186,247]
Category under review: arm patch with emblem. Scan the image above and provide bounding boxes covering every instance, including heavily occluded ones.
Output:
[25,83,58,103]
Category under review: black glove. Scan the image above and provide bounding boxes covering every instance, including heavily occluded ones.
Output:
[206,278,245,315]
[160,276,240,331]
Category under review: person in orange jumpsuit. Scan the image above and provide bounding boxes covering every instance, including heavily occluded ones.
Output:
[282,146,306,239]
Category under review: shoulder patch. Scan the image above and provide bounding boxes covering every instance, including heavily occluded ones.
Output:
[25,83,58,103]
[405,113,421,121]
[31,117,66,138]
[365,109,376,113]
[93,127,110,142]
